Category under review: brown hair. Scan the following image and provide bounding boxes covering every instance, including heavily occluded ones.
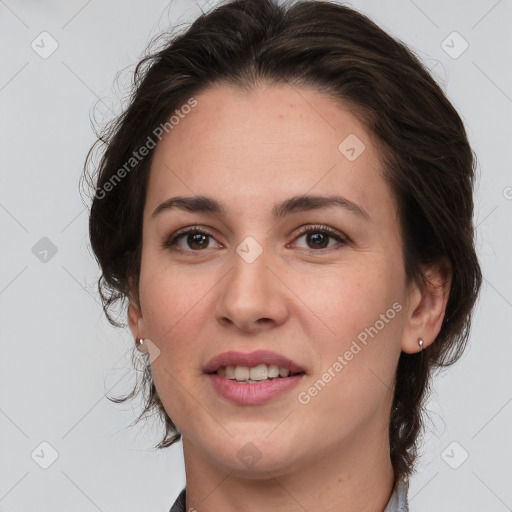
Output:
[82,0,482,482]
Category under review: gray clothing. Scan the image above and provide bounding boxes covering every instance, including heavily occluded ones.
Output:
[169,479,409,511]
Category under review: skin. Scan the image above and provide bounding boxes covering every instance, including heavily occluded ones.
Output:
[128,83,451,512]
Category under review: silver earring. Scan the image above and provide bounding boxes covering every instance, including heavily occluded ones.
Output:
[137,338,144,346]
[418,338,424,351]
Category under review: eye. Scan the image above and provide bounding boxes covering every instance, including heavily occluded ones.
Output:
[291,225,348,252]
[162,226,221,253]
[162,224,348,254]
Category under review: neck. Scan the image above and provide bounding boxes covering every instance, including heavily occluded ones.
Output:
[181,422,396,512]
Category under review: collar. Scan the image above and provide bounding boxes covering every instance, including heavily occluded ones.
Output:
[169,479,409,511]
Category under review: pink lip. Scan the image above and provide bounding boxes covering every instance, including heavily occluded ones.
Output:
[202,350,305,374]
[206,373,305,405]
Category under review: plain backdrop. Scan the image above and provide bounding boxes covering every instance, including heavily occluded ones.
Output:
[1,0,511,510]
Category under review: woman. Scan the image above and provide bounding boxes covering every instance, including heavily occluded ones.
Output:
[83,0,482,510]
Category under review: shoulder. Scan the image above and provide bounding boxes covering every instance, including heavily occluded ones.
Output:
[168,488,186,512]
[384,479,409,512]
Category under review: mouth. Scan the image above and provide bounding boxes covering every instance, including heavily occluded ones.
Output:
[203,350,306,384]
[211,363,305,383]
[204,350,306,405]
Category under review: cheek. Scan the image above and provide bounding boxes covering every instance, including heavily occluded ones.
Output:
[139,268,207,428]
[294,258,404,409]
[139,253,210,339]
[293,256,403,341]
[137,265,208,421]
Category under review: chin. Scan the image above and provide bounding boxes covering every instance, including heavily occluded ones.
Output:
[206,435,302,477]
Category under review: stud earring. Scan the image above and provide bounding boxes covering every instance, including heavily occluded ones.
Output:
[137,338,144,346]
[418,338,424,351]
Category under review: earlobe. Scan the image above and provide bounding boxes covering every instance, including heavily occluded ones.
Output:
[127,300,147,352]
[401,258,452,354]
[126,276,147,352]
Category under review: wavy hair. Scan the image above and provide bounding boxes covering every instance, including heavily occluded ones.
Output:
[82,0,482,482]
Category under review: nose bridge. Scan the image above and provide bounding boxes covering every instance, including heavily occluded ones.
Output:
[228,238,272,301]
[215,236,288,330]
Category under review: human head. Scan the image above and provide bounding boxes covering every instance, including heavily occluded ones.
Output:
[83,0,482,482]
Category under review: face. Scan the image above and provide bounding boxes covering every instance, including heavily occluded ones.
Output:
[128,83,421,477]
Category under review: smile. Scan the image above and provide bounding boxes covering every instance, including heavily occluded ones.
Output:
[216,363,304,383]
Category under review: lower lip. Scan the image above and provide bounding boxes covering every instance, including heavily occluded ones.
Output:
[206,373,305,405]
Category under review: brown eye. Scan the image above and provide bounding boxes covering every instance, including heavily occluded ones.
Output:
[305,232,330,249]
[162,227,219,252]
[293,225,347,252]
[183,232,211,250]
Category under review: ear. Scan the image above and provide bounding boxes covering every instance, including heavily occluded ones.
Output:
[127,278,147,354]
[401,257,452,354]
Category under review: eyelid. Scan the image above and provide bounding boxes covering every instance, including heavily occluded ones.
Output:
[162,224,349,253]
[292,224,348,244]
[161,224,221,251]
[289,224,349,253]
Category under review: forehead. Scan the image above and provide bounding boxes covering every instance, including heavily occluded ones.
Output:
[145,83,392,222]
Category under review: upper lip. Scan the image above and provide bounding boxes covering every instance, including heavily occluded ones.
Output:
[203,350,306,374]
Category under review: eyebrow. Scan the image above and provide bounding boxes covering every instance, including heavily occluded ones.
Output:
[151,194,371,221]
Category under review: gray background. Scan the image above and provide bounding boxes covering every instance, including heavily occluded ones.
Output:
[1,0,511,510]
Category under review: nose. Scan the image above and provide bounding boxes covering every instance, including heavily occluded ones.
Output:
[214,245,290,334]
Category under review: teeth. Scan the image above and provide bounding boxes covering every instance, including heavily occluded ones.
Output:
[249,364,268,381]
[267,364,280,378]
[218,364,297,381]
[234,366,250,381]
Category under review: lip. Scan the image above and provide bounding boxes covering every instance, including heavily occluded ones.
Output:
[207,373,305,405]
[202,350,306,374]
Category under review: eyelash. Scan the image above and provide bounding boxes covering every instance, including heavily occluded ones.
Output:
[162,224,348,255]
